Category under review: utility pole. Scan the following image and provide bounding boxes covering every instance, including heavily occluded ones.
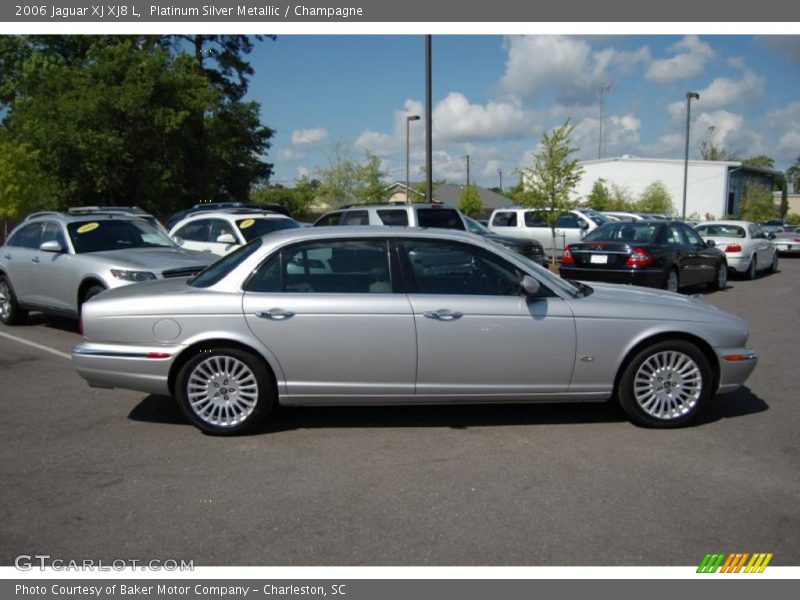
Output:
[498,168,503,192]
[425,35,433,203]
[598,82,611,159]
[464,154,470,187]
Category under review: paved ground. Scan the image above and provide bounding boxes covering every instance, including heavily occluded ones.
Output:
[1,258,798,566]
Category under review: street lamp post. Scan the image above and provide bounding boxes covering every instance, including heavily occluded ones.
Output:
[682,91,700,219]
[406,115,420,204]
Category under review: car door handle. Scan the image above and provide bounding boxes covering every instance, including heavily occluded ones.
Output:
[31,256,40,263]
[256,308,295,321]
[423,309,463,321]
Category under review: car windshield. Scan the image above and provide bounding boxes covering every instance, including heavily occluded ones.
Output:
[583,211,610,226]
[189,237,263,288]
[67,219,176,253]
[584,222,659,243]
[695,224,745,238]
[465,217,489,234]
[488,241,582,298]
[236,217,301,242]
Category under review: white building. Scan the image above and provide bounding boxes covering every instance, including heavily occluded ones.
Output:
[572,156,779,219]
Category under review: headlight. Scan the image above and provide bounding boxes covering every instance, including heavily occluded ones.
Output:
[110,269,157,282]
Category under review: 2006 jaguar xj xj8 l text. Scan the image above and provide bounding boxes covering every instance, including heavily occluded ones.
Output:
[72,227,758,434]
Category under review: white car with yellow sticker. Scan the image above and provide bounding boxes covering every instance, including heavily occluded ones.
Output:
[0,210,216,325]
[169,209,302,256]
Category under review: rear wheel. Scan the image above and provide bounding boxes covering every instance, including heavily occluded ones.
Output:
[711,261,728,290]
[617,340,713,428]
[664,268,679,293]
[175,347,275,435]
[767,251,779,274]
[0,275,28,325]
[745,255,757,280]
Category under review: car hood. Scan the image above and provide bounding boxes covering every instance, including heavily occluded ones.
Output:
[570,281,744,325]
[85,247,216,271]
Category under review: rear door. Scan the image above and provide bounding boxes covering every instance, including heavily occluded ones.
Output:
[243,238,417,402]
[1,222,43,303]
[28,221,75,311]
[681,224,717,285]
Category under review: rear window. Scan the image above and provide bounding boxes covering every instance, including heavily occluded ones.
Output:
[585,222,659,243]
[189,238,263,288]
[417,208,465,230]
[377,209,409,226]
[236,217,301,241]
[695,224,745,238]
[524,211,548,227]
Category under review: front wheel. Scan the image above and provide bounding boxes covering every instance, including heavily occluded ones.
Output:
[617,340,713,428]
[767,251,779,274]
[0,275,28,325]
[711,261,728,290]
[175,347,274,435]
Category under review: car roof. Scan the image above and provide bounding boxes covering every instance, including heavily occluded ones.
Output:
[332,203,456,211]
[177,210,291,222]
[23,211,153,224]
[261,225,478,246]
[696,220,751,227]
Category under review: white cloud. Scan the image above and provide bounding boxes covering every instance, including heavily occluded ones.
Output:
[500,35,650,104]
[291,128,328,146]
[646,35,714,84]
[761,102,800,164]
[758,36,800,63]
[665,63,764,122]
[296,166,309,179]
[432,93,533,143]
[278,148,304,161]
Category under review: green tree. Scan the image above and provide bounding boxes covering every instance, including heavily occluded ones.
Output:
[742,155,775,170]
[250,176,320,217]
[458,185,483,217]
[354,151,387,205]
[636,181,674,215]
[609,183,635,211]
[699,127,738,161]
[787,156,800,194]
[739,183,777,222]
[522,120,584,264]
[0,138,55,238]
[586,179,612,211]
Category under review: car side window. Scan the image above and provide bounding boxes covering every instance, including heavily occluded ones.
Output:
[208,219,236,242]
[377,210,409,226]
[554,213,581,228]
[399,239,523,296]
[314,212,343,226]
[175,219,212,242]
[247,239,391,294]
[491,211,517,227]
[682,225,704,246]
[41,222,67,248]
[7,223,43,249]
[750,225,765,239]
[341,210,370,226]
[524,211,548,227]
[665,225,686,246]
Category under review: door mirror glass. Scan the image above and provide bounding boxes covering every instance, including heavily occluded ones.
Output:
[705,239,715,248]
[39,240,63,253]
[216,233,237,245]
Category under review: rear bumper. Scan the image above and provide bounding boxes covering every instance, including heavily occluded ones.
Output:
[725,255,750,273]
[559,266,665,288]
[71,342,178,396]
[715,347,758,394]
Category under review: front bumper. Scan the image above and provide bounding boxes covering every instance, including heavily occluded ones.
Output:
[715,347,758,394]
[72,342,178,396]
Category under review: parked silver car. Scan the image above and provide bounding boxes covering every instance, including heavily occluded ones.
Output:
[71,227,758,434]
[0,211,216,324]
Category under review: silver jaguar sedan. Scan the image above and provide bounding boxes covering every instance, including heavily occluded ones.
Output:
[72,227,758,434]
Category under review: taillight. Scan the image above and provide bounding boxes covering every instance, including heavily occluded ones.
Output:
[561,245,575,265]
[795,237,800,243]
[725,244,742,253]
[625,247,653,266]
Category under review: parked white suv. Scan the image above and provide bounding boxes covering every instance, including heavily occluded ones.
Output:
[314,203,468,230]
[169,209,301,256]
[488,208,609,257]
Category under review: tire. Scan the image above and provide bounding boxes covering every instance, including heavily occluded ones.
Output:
[745,255,757,280]
[0,275,29,325]
[767,251,779,274]
[711,261,728,291]
[617,340,713,428]
[663,268,679,293]
[175,347,274,435]
[82,285,105,304]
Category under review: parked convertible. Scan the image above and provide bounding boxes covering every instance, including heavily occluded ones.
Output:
[72,227,757,434]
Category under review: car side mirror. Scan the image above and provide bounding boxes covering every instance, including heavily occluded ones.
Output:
[579,221,589,230]
[767,233,776,240]
[521,275,541,297]
[173,236,184,246]
[216,233,237,245]
[39,240,64,253]
[705,239,715,248]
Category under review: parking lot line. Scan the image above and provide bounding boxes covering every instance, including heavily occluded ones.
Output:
[0,329,72,360]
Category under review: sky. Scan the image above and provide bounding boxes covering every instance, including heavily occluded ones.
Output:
[245,35,800,189]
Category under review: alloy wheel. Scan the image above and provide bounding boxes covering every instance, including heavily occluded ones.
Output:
[633,350,703,421]
[0,281,11,321]
[186,355,260,428]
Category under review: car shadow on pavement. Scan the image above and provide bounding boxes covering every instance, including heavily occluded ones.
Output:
[24,312,81,334]
[128,387,768,433]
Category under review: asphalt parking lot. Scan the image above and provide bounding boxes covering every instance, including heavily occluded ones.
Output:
[1,259,799,567]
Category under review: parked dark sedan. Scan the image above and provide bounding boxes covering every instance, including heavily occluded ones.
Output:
[464,216,547,266]
[559,220,728,293]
